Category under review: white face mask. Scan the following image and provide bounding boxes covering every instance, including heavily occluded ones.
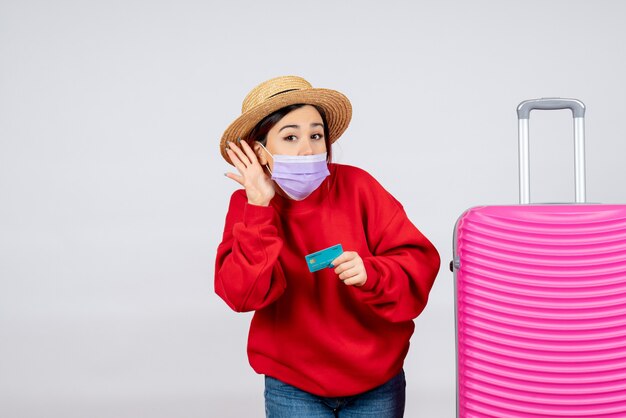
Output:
[257,142,330,201]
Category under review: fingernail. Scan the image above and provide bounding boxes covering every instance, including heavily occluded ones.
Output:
[329,264,334,268]
[236,137,241,143]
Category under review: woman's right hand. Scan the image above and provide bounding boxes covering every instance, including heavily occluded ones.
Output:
[225,140,275,206]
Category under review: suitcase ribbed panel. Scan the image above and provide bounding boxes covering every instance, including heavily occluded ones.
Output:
[456,205,626,418]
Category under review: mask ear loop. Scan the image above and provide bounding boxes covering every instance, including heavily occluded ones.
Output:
[255,141,273,175]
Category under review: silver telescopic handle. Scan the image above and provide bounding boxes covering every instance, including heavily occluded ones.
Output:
[516,98,587,204]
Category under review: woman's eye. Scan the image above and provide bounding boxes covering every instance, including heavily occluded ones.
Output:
[284,135,297,141]
[311,133,324,140]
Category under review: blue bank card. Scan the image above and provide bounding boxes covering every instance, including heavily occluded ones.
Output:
[305,244,343,273]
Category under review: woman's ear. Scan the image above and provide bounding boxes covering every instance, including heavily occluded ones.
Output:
[253,142,268,165]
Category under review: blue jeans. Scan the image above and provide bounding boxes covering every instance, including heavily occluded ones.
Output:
[264,370,406,418]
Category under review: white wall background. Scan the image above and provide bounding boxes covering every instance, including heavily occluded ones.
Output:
[2,1,626,417]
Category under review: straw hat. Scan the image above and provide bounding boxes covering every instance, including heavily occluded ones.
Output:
[220,75,352,165]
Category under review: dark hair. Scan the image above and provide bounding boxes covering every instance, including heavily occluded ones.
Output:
[245,103,333,162]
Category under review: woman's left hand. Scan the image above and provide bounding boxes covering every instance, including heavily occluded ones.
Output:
[331,251,367,287]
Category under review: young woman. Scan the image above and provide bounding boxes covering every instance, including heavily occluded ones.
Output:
[215,75,440,417]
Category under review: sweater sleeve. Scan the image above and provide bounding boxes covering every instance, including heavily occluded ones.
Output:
[349,176,441,323]
[214,190,286,312]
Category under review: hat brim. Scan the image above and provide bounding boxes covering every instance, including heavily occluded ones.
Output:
[220,88,352,165]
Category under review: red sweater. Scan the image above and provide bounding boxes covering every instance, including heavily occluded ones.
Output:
[214,163,440,397]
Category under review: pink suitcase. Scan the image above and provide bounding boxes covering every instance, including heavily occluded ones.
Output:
[452,99,626,417]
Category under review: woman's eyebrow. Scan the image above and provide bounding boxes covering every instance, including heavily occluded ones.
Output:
[278,124,299,132]
[278,122,324,133]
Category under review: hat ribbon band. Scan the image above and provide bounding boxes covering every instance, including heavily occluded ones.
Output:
[268,88,299,99]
